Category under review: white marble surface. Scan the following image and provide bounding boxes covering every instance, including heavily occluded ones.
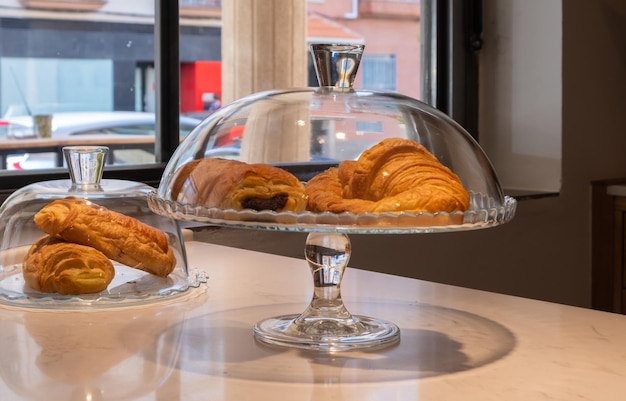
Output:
[1,241,625,400]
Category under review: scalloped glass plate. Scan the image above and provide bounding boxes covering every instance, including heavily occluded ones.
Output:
[147,191,516,234]
[0,244,207,309]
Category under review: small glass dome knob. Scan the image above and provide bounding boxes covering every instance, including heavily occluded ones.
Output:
[63,146,108,190]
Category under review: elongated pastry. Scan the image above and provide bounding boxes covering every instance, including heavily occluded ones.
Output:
[170,157,308,212]
[306,138,470,214]
[34,197,176,277]
[23,236,114,295]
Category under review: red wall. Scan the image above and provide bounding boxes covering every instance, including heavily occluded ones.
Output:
[181,61,222,112]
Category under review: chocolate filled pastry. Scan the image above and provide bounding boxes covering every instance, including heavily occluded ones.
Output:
[170,157,308,212]
[305,138,470,214]
[34,197,176,277]
[23,236,114,295]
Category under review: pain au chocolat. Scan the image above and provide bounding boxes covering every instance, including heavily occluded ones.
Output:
[170,158,308,213]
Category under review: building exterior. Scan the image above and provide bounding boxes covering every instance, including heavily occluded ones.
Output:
[0,0,221,116]
[0,0,420,117]
[307,0,421,98]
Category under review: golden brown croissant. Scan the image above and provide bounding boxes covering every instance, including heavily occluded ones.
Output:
[23,236,114,295]
[34,197,176,277]
[170,157,308,212]
[305,138,470,214]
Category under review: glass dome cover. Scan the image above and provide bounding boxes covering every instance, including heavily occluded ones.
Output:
[150,44,515,232]
[0,146,205,308]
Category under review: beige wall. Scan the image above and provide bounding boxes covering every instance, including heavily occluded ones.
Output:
[480,0,562,193]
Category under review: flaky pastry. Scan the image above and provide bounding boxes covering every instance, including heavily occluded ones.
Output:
[23,236,114,295]
[34,197,176,277]
[305,138,470,214]
[170,157,308,212]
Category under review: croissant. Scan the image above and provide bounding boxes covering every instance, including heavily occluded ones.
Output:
[170,157,308,212]
[34,197,176,277]
[23,236,114,295]
[305,138,470,214]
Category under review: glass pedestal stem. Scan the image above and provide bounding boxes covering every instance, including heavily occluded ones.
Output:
[253,232,400,351]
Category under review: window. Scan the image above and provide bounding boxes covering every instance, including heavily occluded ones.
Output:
[361,54,397,91]
[355,121,384,134]
[2,58,114,114]
[0,0,478,199]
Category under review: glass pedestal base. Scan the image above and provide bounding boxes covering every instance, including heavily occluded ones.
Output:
[253,232,400,352]
[254,313,400,351]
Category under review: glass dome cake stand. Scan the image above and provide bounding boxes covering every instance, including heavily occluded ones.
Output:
[148,44,517,351]
[0,146,206,309]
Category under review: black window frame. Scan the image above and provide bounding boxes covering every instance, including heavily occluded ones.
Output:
[0,0,480,202]
[422,0,482,140]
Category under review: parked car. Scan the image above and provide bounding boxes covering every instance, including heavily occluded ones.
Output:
[2,111,202,170]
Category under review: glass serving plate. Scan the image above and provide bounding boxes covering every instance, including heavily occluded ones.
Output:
[0,146,206,309]
[149,44,516,351]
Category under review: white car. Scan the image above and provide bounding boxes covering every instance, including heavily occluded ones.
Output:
[2,111,202,170]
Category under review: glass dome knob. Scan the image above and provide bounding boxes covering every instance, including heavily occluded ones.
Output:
[310,43,364,89]
[63,146,108,191]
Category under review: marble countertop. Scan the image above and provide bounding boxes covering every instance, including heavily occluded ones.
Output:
[1,241,625,400]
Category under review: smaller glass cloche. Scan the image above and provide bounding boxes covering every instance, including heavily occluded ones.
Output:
[0,146,204,308]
